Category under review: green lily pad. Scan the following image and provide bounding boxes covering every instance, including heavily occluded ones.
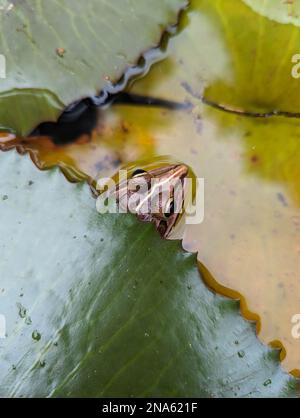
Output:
[0,150,298,397]
[0,0,187,135]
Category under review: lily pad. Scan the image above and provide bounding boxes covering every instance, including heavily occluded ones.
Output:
[0,150,298,397]
[128,0,300,373]
[243,0,300,26]
[3,0,300,374]
[0,0,187,135]
[198,0,300,113]
[3,0,300,371]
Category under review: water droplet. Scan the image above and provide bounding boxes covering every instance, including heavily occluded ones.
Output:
[17,303,26,319]
[39,360,46,368]
[222,378,229,385]
[32,331,41,341]
[263,379,272,387]
[238,350,245,358]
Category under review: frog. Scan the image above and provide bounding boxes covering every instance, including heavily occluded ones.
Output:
[101,158,191,239]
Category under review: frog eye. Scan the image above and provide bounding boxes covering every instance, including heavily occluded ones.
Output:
[164,198,175,218]
[132,169,147,178]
